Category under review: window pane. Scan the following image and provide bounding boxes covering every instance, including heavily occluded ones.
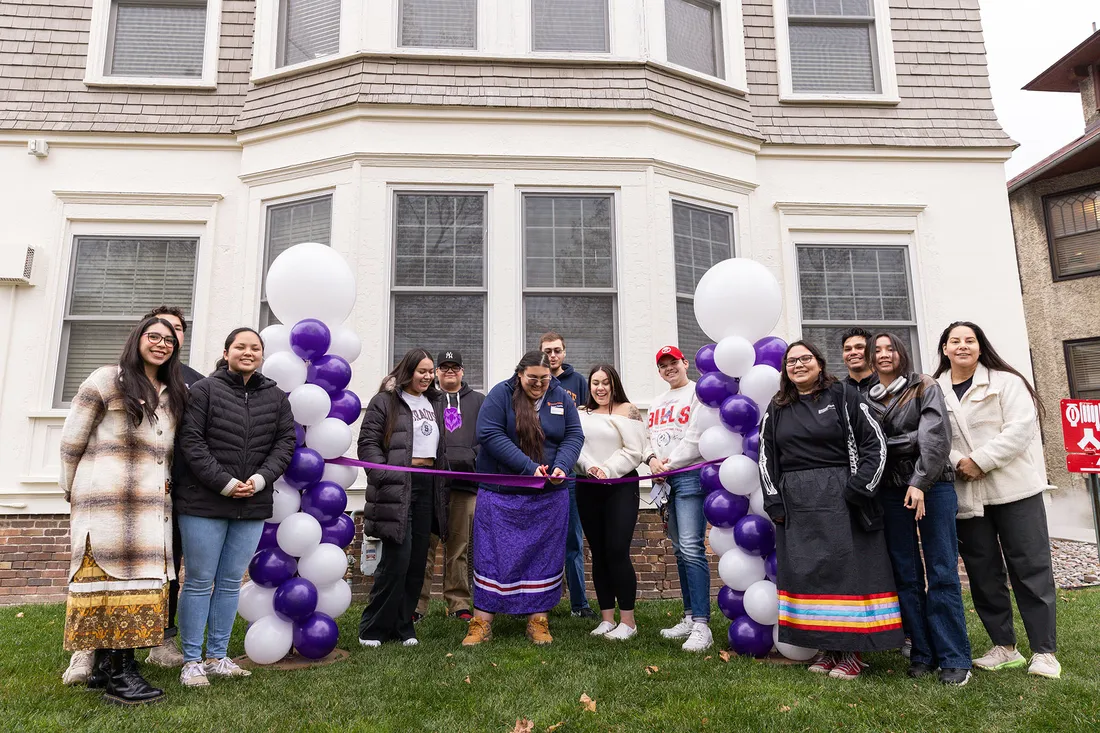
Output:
[68,238,198,316]
[279,0,341,67]
[788,0,872,16]
[789,22,877,93]
[532,0,609,52]
[676,297,711,381]
[61,322,142,403]
[797,245,912,323]
[399,0,477,49]
[109,1,206,78]
[1067,339,1100,400]
[1046,189,1100,277]
[672,202,733,295]
[524,196,614,288]
[665,0,721,78]
[262,196,333,327]
[802,325,920,377]
[394,294,485,389]
[524,295,616,374]
[394,194,485,287]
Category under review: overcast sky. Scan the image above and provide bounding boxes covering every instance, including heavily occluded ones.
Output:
[982,1,1099,178]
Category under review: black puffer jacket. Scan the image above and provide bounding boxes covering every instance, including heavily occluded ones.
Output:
[175,368,296,520]
[358,385,448,545]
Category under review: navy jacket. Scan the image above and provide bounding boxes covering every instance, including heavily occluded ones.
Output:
[475,375,585,495]
[555,363,589,406]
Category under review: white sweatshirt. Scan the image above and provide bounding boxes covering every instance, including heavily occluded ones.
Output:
[645,382,702,470]
[576,411,646,479]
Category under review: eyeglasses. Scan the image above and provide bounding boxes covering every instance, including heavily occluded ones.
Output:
[525,376,551,386]
[438,366,461,374]
[144,332,178,348]
[785,354,815,368]
[542,348,564,356]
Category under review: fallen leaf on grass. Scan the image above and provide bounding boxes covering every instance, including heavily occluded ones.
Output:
[15,612,24,618]
[703,656,712,661]
[464,676,471,684]
[511,719,534,733]
[645,665,659,675]
[848,704,857,708]
[701,718,708,726]
[779,706,791,713]
[579,693,596,712]
[491,662,498,667]
[547,723,565,732]
[718,650,731,663]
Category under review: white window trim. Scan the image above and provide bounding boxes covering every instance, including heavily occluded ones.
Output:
[522,0,614,57]
[252,0,363,79]
[84,0,224,88]
[646,0,747,91]
[772,0,899,105]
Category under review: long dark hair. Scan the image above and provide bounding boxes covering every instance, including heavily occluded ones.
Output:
[871,332,912,377]
[773,340,837,407]
[215,327,264,371]
[378,348,440,449]
[117,316,187,426]
[933,321,1043,415]
[584,363,630,412]
[512,350,551,463]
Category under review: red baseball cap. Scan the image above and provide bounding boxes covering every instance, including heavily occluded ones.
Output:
[655,345,685,365]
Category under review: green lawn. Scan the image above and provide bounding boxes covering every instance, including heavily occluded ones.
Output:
[2,590,1098,733]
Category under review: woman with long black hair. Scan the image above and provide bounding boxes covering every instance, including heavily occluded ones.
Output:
[357,348,448,648]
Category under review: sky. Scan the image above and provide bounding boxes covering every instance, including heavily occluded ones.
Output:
[981,1,1099,179]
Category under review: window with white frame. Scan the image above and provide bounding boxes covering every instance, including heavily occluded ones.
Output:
[1067,339,1100,400]
[665,0,724,78]
[57,237,198,406]
[104,0,208,78]
[672,201,734,379]
[277,0,341,67]
[523,194,617,373]
[399,0,477,49]
[786,0,879,93]
[796,245,919,371]
[392,193,487,389]
[531,0,610,53]
[1044,187,1100,280]
[260,196,333,328]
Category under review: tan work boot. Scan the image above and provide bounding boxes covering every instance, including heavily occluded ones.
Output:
[526,617,553,646]
[462,617,492,646]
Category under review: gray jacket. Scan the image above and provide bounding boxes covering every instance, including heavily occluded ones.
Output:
[870,373,954,491]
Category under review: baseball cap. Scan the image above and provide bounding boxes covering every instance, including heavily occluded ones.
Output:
[436,349,463,367]
[655,345,685,365]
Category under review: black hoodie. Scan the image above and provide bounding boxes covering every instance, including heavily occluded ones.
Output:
[439,382,486,493]
[555,363,589,406]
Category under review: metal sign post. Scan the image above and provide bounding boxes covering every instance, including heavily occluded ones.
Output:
[1061,399,1100,564]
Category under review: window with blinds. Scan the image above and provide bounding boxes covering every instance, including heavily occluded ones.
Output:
[57,237,199,406]
[106,0,207,78]
[665,0,723,78]
[399,0,477,49]
[672,202,733,378]
[523,194,617,374]
[260,196,333,328]
[1067,339,1100,400]
[787,0,878,93]
[393,193,487,388]
[531,0,610,53]
[1044,187,1100,280]
[278,0,341,67]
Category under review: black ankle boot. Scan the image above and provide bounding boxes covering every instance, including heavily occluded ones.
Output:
[102,650,164,706]
[85,649,110,689]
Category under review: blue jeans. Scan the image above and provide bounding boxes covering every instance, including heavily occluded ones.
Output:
[666,471,710,622]
[881,481,972,669]
[565,482,590,611]
[178,514,264,663]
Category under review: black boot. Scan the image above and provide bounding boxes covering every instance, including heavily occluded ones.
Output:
[102,649,164,706]
[85,649,110,690]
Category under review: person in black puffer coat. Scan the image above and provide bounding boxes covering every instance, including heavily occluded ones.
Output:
[174,327,295,686]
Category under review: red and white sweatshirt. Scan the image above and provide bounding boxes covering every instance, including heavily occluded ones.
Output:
[645,382,702,470]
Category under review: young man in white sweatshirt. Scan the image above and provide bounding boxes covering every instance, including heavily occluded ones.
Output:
[644,345,711,652]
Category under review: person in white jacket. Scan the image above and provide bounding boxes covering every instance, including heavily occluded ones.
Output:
[934,321,1060,680]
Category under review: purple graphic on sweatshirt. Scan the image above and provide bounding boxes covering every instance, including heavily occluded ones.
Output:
[444,406,462,433]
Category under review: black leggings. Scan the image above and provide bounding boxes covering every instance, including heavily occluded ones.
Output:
[576,473,639,612]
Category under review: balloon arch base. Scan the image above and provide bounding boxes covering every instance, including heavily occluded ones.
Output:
[234,648,350,671]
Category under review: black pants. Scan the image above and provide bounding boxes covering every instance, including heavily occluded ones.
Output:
[358,475,434,643]
[956,492,1057,654]
[165,510,183,639]
[576,474,639,612]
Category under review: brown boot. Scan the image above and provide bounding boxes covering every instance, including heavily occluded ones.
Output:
[462,617,492,646]
[526,617,552,646]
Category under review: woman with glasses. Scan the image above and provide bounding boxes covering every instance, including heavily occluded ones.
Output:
[60,316,189,705]
[759,341,902,681]
[462,351,584,647]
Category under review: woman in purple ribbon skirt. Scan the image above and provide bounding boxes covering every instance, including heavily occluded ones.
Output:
[462,351,585,647]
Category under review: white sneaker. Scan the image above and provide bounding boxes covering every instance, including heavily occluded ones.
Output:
[681,622,713,652]
[660,616,694,640]
[204,657,251,677]
[590,621,616,636]
[402,638,419,647]
[180,661,210,687]
[605,623,637,641]
[147,639,185,668]
[359,638,382,648]
[1028,653,1061,679]
[62,650,94,685]
[973,645,1026,671]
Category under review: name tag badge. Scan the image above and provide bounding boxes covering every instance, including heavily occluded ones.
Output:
[550,405,564,415]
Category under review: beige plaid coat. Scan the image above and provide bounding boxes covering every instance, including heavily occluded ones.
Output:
[60,366,175,582]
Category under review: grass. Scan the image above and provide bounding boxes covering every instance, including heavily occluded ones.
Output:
[2,590,1099,733]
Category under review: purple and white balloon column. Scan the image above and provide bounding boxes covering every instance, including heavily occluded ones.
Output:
[238,242,362,664]
[693,258,815,661]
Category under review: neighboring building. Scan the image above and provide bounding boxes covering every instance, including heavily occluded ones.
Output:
[1,0,1030,602]
[1008,29,1100,543]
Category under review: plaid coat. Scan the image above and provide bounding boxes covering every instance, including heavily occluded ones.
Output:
[60,366,175,582]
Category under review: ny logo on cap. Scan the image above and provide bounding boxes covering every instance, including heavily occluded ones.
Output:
[445,352,454,359]
[661,347,672,354]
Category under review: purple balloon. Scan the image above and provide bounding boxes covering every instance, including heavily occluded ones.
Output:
[719,394,760,435]
[294,424,306,448]
[257,522,280,551]
[308,355,352,394]
[327,390,362,424]
[734,514,776,557]
[289,319,331,362]
[700,464,724,494]
[285,447,325,489]
[320,513,355,548]
[273,577,318,622]
[703,489,749,528]
[696,372,739,408]
[248,548,298,589]
[742,428,761,462]
[695,344,718,374]
[754,336,788,371]
[293,612,339,660]
[301,481,348,524]
[765,551,778,583]
[718,586,747,621]
[728,615,773,658]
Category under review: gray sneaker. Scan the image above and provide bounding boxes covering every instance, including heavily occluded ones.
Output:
[147,639,184,668]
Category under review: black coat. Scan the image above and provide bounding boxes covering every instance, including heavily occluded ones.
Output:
[357,386,448,545]
[440,383,486,493]
[175,368,296,521]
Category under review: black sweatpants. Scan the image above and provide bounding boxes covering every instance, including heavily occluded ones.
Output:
[576,473,639,612]
[956,492,1057,654]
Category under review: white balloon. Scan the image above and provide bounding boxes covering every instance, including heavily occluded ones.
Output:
[266,242,356,326]
[744,579,780,626]
[244,614,294,665]
[276,512,323,558]
[297,543,349,586]
[263,351,308,392]
[305,418,353,460]
[739,364,782,411]
[714,336,757,379]
[289,384,332,426]
[322,462,359,489]
[708,525,738,557]
[694,404,722,433]
[693,258,782,343]
[327,325,362,363]
[238,581,276,623]
[699,426,743,462]
[260,324,292,355]
[719,454,760,496]
[718,546,766,591]
[749,489,768,518]
[314,579,353,619]
[773,624,818,662]
[270,484,301,523]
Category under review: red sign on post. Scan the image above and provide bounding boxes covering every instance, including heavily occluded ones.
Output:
[1067,453,1100,473]
[1062,399,1100,474]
